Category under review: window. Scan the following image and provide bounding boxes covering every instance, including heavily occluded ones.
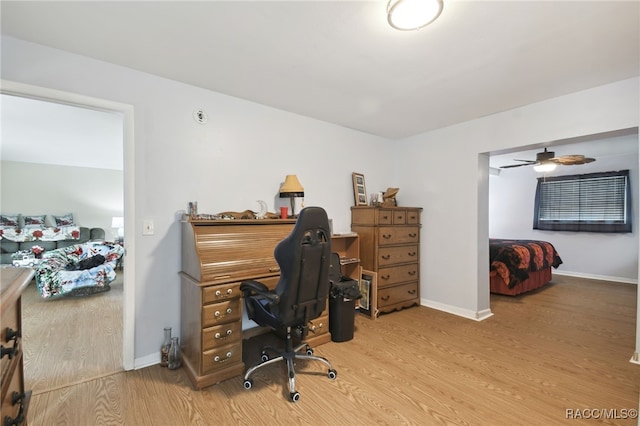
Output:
[533,170,632,233]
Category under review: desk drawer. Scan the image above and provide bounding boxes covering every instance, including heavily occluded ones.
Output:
[308,313,329,337]
[202,299,242,328]
[202,322,242,351]
[377,263,419,287]
[378,245,418,267]
[378,282,419,308]
[203,282,241,304]
[378,226,419,246]
[202,342,242,374]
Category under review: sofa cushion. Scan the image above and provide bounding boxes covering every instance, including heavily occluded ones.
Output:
[0,214,19,229]
[53,213,75,227]
[23,215,47,228]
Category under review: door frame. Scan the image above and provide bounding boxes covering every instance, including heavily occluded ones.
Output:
[2,80,136,370]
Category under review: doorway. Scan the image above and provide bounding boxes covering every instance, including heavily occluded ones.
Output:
[1,80,136,391]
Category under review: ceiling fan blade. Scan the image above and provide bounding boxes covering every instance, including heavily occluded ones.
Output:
[500,163,534,169]
[553,155,597,165]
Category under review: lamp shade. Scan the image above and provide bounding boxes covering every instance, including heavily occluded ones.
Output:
[279,175,304,198]
[387,0,443,31]
[111,216,124,228]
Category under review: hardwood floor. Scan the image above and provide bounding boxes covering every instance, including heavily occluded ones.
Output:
[22,271,123,394]
[27,275,638,425]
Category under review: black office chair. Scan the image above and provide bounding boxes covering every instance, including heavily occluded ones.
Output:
[239,206,337,402]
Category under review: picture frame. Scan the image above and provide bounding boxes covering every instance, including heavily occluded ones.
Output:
[359,269,378,319]
[352,172,368,206]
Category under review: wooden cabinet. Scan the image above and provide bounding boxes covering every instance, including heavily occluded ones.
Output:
[330,233,360,282]
[351,207,422,314]
[180,218,332,389]
[1,268,33,426]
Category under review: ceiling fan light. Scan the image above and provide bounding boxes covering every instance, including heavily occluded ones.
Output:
[387,0,444,31]
[533,162,557,173]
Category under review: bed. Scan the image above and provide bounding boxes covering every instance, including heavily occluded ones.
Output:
[490,239,563,296]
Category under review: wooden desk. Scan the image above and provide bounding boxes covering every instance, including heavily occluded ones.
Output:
[180,218,335,389]
[1,267,34,425]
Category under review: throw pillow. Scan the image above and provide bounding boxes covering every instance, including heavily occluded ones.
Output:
[23,215,47,228]
[53,213,75,227]
[0,214,19,229]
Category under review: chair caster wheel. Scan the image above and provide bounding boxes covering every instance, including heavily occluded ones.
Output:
[290,391,300,402]
[243,379,253,390]
[261,352,269,362]
[305,345,314,356]
[328,369,337,380]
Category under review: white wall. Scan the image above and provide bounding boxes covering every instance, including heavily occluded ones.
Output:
[1,36,393,365]
[394,78,639,320]
[0,161,123,240]
[489,134,639,283]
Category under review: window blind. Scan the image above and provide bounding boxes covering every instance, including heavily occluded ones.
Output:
[533,170,631,233]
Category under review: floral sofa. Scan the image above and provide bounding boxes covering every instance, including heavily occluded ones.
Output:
[0,213,105,264]
[35,241,124,299]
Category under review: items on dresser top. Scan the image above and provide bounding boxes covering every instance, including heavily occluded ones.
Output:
[351,206,422,315]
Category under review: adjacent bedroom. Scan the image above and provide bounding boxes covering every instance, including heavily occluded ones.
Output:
[488,129,638,300]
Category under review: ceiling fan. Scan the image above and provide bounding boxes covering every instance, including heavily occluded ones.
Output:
[500,148,596,170]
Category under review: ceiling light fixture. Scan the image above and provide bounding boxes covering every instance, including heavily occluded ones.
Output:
[387,0,444,31]
[533,162,557,173]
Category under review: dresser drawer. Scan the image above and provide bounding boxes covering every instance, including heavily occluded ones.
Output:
[378,282,419,308]
[378,226,419,246]
[378,263,419,287]
[202,322,242,351]
[1,354,26,425]
[406,210,420,224]
[393,210,407,224]
[202,298,242,327]
[378,245,419,267]
[377,209,394,224]
[202,342,242,374]
[203,282,241,304]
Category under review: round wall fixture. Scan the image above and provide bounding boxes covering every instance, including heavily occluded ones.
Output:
[193,109,208,124]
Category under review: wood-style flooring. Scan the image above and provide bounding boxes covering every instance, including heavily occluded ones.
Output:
[22,272,123,394]
[26,275,639,425]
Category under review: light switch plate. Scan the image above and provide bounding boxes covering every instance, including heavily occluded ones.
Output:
[142,219,154,235]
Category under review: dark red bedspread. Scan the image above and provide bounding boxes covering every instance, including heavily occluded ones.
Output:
[490,239,563,288]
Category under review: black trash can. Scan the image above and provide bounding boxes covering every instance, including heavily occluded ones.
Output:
[329,279,361,342]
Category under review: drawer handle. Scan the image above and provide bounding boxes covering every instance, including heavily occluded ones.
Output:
[408,270,417,276]
[214,308,233,318]
[397,215,404,220]
[214,288,234,298]
[381,295,390,301]
[382,215,388,220]
[1,341,18,360]
[382,234,392,239]
[268,267,281,273]
[4,391,26,426]
[408,289,417,295]
[408,251,417,257]
[5,327,21,342]
[408,233,417,238]
[381,254,391,260]
[213,351,233,363]
[380,274,390,280]
[214,329,233,339]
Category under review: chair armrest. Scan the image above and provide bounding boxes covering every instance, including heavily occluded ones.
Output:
[240,280,280,303]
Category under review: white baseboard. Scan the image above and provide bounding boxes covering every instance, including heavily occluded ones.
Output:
[134,352,159,370]
[553,270,638,285]
[630,352,640,365]
[421,298,493,321]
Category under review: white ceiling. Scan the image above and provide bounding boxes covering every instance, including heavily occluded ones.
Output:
[1,0,638,140]
[1,94,124,170]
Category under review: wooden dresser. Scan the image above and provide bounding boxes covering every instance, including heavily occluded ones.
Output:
[180,218,332,389]
[1,268,33,426]
[351,207,422,314]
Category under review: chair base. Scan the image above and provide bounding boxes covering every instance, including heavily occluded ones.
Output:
[243,326,337,402]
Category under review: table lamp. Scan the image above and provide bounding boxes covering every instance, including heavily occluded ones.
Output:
[111,216,124,242]
[279,175,304,218]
